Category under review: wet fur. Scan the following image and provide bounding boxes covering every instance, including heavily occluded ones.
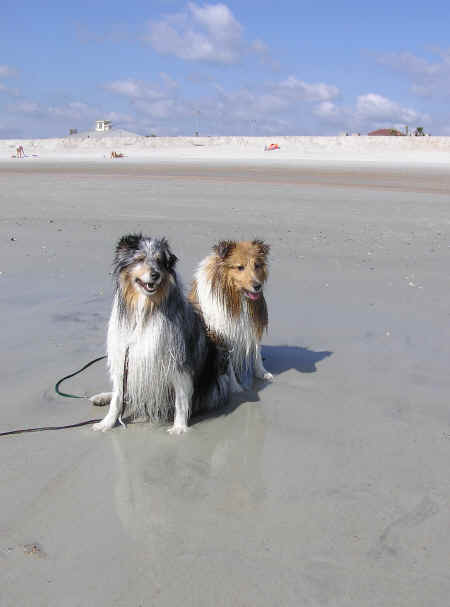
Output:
[92,234,229,433]
[189,239,272,391]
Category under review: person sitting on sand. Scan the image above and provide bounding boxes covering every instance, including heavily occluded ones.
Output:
[111,151,125,159]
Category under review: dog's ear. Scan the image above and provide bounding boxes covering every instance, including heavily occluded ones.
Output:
[252,239,270,258]
[113,233,143,277]
[116,233,142,257]
[166,250,178,271]
[160,238,178,271]
[213,240,236,259]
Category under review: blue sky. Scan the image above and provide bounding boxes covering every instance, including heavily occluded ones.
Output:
[1,0,450,138]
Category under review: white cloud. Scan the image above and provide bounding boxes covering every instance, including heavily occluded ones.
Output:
[146,3,252,64]
[104,74,177,101]
[48,103,132,125]
[109,80,161,100]
[104,75,184,120]
[378,51,437,78]
[310,92,431,133]
[9,98,133,130]
[102,70,343,133]
[313,101,342,122]
[377,48,450,98]
[212,75,340,120]
[206,77,341,130]
[355,93,429,125]
[279,76,339,101]
[105,75,190,121]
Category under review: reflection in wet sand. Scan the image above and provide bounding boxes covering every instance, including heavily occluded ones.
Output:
[111,401,266,546]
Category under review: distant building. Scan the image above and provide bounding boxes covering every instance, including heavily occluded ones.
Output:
[69,128,78,135]
[95,119,112,132]
[368,128,404,136]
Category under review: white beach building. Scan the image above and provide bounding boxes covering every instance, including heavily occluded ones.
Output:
[95,119,112,132]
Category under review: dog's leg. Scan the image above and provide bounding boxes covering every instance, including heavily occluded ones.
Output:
[89,392,112,406]
[92,373,123,432]
[229,361,244,393]
[254,343,273,381]
[168,372,193,435]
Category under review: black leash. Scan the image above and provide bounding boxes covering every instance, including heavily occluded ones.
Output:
[55,355,107,398]
[1,355,108,437]
[0,419,103,437]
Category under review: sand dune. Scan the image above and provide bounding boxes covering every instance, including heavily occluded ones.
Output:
[2,133,450,165]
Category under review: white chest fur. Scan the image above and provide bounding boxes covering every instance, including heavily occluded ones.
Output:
[107,295,180,419]
[195,260,258,381]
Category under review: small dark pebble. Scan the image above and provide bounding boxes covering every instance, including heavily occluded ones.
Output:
[10,237,16,242]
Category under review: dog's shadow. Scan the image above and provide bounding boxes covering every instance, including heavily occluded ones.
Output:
[261,345,332,375]
[194,345,332,423]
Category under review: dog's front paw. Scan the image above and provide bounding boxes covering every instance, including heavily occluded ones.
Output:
[90,392,112,406]
[92,417,116,432]
[167,425,189,435]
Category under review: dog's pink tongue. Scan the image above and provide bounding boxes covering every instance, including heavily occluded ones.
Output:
[248,291,259,300]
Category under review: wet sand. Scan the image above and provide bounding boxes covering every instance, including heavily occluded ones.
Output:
[3,158,450,193]
[1,160,449,606]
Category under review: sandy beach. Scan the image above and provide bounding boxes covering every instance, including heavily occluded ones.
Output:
[2,133,450,165]
[1,145,450,606]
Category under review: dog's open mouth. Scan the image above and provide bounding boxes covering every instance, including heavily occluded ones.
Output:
[243,289,260,301]
[135,278,159,294]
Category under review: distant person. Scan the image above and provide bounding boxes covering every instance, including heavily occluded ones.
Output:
[16,145,24,158]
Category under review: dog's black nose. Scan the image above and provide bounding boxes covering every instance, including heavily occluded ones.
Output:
[253,283,262,292]
[151,271,160,281]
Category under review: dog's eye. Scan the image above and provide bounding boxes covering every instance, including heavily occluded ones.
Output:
[237,265,244,271]
[255,263,262,269]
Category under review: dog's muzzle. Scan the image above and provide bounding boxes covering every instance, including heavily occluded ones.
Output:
[136,276,160,294]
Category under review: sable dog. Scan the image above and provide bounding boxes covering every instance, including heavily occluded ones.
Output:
[92,234,229,433]
[189,239,272,392]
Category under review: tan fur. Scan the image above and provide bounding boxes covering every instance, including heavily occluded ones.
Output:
[249,295,268,340]
[120,263,172,316]
[188,281,201,312]
[189,240,269,337]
